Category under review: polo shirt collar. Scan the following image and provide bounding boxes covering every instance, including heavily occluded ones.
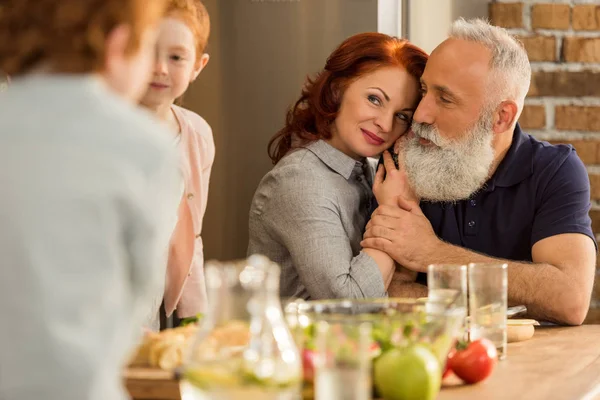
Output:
[485,123,534,192]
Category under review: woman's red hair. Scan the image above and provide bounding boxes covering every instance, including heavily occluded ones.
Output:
[268,33,428,164]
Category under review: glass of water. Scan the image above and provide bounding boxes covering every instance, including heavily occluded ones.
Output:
[428,264,468,339]
[313,321,372,400]
[427,264,468,309]
[468,263,508,360]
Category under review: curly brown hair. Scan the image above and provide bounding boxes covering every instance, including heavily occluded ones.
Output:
[166,0,210,59]
[268,33,428,164]
[0,0,168,75]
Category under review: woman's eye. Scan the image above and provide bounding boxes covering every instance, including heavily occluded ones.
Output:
[368,95,381,106]
[170,55,183,62]
[396,113,410,122]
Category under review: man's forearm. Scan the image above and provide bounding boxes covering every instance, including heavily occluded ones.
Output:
[423,242,588,325]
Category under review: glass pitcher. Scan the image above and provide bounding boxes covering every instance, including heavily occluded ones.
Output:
[179,255,302,400]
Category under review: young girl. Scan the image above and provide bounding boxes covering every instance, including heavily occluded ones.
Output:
[140,0,214,328]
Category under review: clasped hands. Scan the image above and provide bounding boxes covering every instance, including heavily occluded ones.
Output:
[364,142,441,275]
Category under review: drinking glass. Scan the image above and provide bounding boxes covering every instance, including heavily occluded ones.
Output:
[468,263,508,360]
[313,321,372,400]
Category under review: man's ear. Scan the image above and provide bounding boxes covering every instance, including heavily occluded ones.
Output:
[493,100,519,134]
[190,53,210,82]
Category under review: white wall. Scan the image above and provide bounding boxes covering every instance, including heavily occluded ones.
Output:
[408,0,489,54]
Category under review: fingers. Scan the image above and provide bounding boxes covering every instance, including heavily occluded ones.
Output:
[363,225,394,241]
[397,196,423,215]
[374,164,384,188]
[382,150,397,171]
[372,204,407,219]
[368,214,401,231]
[360,237,391,252]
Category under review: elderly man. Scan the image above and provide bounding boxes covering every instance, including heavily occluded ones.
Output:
[363,18,597,326]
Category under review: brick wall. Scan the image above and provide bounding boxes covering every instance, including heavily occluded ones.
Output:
[489,0,600,324]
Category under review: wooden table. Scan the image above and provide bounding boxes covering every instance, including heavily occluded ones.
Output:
[438,325,600,400]
[125,325,600,400]
[125,368,179,400]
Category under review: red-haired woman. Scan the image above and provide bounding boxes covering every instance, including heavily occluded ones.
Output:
[248,33,428,300]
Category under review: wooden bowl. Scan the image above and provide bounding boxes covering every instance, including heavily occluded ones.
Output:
[507,319,538,343]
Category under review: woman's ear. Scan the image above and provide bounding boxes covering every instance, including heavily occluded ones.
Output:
[190,53,210,83]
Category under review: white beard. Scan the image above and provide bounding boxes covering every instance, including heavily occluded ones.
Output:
[402,112,495,202]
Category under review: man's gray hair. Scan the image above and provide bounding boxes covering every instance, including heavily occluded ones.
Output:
[449,18,531,112]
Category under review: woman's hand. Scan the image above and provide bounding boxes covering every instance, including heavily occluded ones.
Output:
[373,141,418,206]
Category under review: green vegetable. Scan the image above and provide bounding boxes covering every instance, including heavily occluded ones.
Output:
[179,313,204,327]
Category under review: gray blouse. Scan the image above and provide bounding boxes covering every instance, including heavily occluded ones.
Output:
[248,140,386,300]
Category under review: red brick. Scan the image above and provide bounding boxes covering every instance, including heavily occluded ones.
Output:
[572,5,600,31]
[555,106,600,132]
[547,140,598,164]
[592,277,600,312]
[528,71,600,97]
[519,105,546,129]
[489,2,524,28]
[589,174,600,200]
[585,304,600,324]
[516,35,556,62]
[563,37,600,63]
[591,209,600,234]
[531,4,571,30]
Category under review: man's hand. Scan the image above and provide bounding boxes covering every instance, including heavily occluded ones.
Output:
[361,197,442,272]
[373,147,417,206]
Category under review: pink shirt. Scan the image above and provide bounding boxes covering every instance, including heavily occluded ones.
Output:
[163,105,214,318]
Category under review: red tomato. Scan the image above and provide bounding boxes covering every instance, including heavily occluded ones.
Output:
[302,349,317,382]
[442,347,456,379]
[370,342,382,358]
[448,338,498,384]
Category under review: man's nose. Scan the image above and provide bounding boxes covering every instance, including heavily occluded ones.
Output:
[413,93,435,125]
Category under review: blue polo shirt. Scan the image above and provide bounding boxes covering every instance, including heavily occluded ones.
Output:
[416,124,595,284]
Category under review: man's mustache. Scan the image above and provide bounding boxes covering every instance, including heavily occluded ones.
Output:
[411,122,443,147]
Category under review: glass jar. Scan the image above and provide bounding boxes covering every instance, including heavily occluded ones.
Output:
[180,255,302,400]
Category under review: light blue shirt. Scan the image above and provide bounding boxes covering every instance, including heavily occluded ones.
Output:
[0,75,181,400]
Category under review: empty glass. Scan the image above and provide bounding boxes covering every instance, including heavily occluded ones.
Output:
[313,321,372,400]
[428,264,468,339]
[468,263,508,360]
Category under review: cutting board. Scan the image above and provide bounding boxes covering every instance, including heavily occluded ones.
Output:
[124,368,180,400]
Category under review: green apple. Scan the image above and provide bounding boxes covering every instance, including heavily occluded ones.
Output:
[373,344,441,400]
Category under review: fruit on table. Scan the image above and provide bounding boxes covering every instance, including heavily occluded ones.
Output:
[302,349,318,382]
[447,338,497,384]
[442,347,456,379]
[373,344,441,400]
